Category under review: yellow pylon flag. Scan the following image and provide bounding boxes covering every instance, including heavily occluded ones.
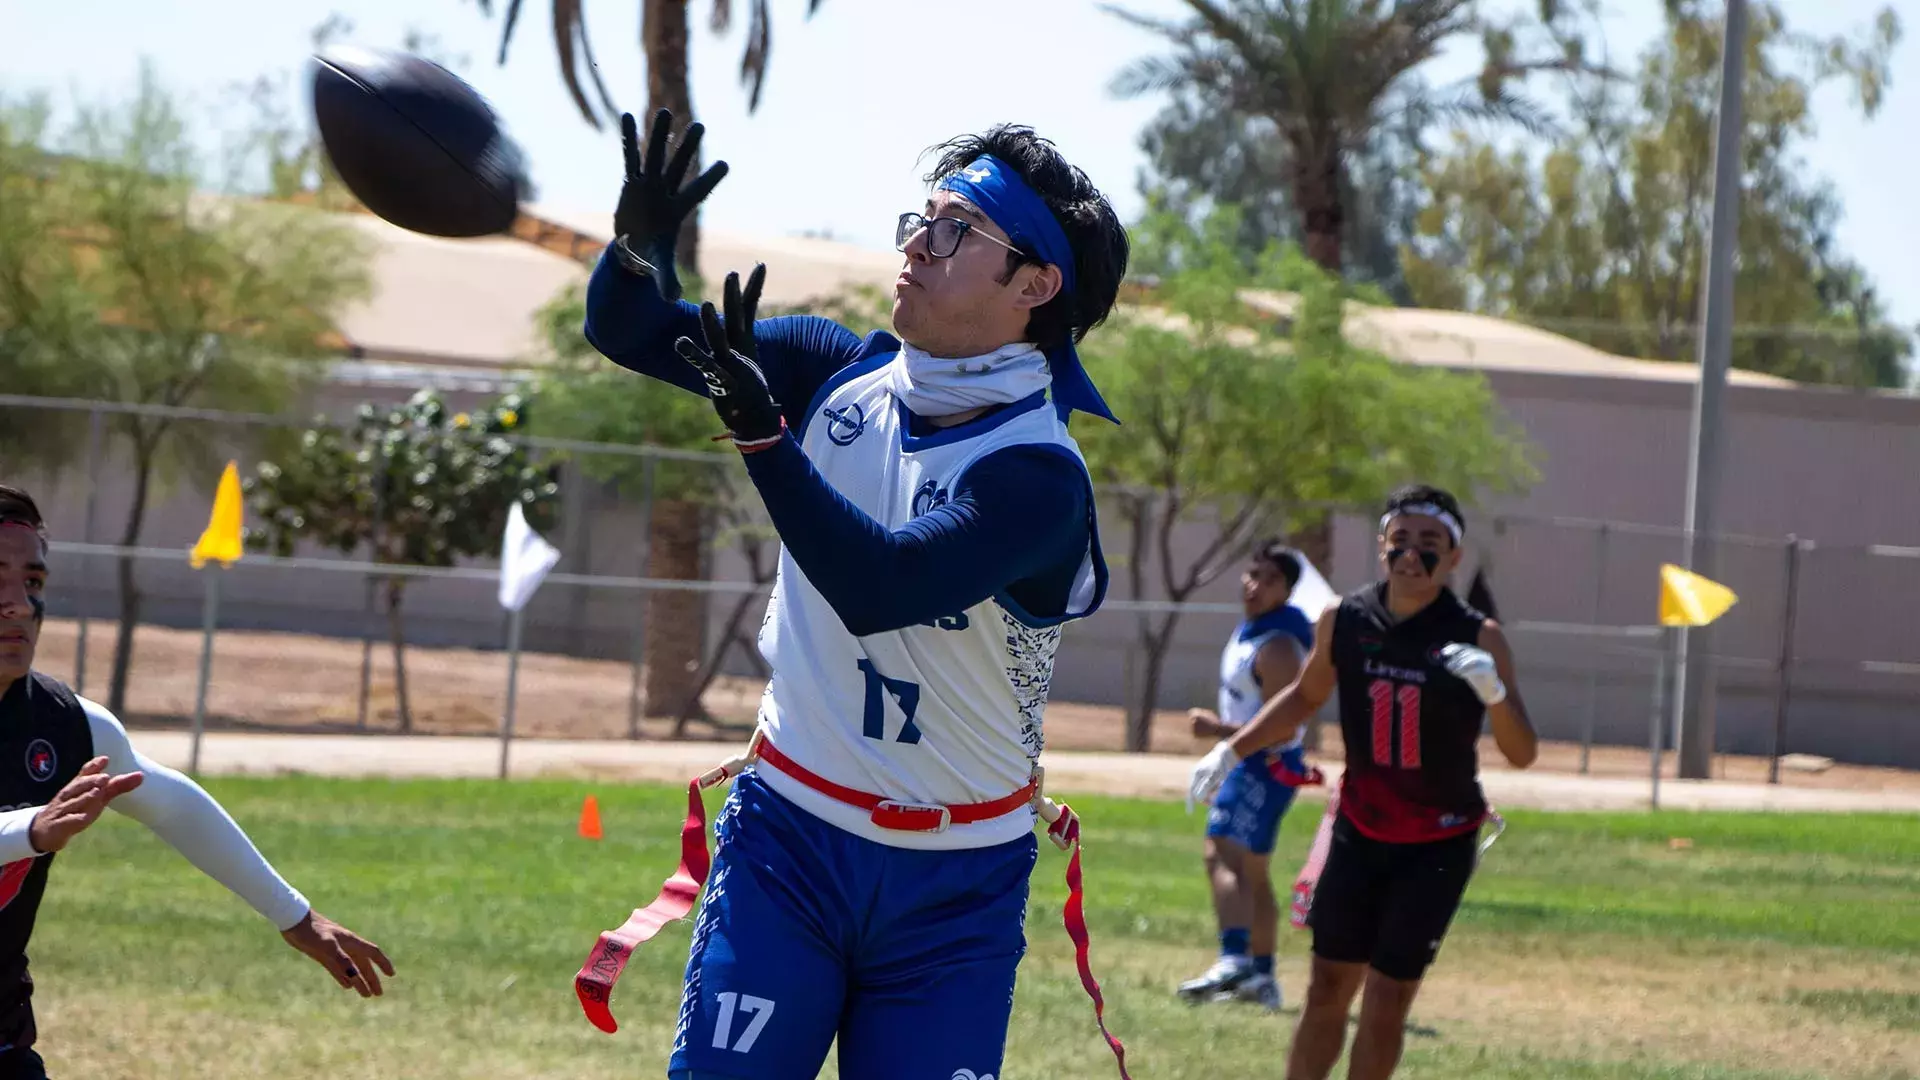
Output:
[1658,563,1738,627]
[189,461,246,569]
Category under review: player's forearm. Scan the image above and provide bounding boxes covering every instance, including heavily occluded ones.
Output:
[743,439,1085,635]
[585,255,868,417]
[0,807,43,864]
[582,251,714,396]
[1487,700,1538,768]
[1226,688,1321,758]
[84,700,310,929]
[117,769,312,930]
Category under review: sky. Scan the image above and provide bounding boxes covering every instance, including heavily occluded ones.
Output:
[5,0,1918,324]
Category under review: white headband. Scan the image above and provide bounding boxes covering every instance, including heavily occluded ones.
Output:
[1380,502,1463,544]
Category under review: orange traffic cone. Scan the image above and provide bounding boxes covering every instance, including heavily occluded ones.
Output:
[578,795,603,841]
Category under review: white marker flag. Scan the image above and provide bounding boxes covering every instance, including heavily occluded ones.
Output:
[498,501,561,612]
[1288,555,1338,621]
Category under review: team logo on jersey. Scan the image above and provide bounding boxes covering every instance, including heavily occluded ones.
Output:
[23,739,55,783]
[823,402,867,446]
[911,479,950,517]
[951,1071,995,1080]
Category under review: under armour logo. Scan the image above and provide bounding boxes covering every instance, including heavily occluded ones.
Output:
[823,402,867,447]
[960,165,991,183]
[952,1071,996,1080]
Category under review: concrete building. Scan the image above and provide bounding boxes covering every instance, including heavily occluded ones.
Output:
[10,202,1918,767]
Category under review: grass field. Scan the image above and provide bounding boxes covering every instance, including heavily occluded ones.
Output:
[26,776,1920,1079]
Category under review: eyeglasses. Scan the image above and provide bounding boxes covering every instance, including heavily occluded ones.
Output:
[895,212,1028,261]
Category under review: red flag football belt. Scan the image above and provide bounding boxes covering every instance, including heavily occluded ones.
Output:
[752,736,1041,832]
[572,732,1133,1079]
[1267,753,1326,788]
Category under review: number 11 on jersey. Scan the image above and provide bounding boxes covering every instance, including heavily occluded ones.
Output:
[1367,678,1422,769]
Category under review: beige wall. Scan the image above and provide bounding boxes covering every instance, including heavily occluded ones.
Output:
[9,364,1920,766]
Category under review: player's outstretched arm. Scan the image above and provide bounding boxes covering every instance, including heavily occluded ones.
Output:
[583,111,866,410]
[1476,621,1539,768]
[79,698,395,996]
[1230,606,1337,758]
[585,251,866,408]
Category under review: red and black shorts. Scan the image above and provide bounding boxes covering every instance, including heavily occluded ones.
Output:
[1306,814,1479,981]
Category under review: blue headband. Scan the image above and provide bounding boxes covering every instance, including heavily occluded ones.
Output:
[936,154,1118,424]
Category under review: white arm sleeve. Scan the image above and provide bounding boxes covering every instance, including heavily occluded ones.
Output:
[80,697,312,931]
[0,807,43,865]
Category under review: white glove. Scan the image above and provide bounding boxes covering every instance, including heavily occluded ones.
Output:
[1187,741,1241,814]
[1440,643,1507,706]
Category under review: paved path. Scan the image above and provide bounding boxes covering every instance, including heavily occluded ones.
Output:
[128,730,1920,814]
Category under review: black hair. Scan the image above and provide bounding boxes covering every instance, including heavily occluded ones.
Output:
[1465,567,1500,620]
[0,484,48,552]
[921,124,1130,352]
[1381,483,1467,546]
[1252,539,1304,590]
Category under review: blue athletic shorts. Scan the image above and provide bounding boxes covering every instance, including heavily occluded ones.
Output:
[1205,745,1309,856]
[667,770,1038,1080]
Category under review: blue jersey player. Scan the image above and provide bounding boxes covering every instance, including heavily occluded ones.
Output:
[1178,542,1314,1011]
[576,110,1130,1080]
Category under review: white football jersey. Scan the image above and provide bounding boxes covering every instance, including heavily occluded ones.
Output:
[751,355,1106,850]
[1217,615,1308,748]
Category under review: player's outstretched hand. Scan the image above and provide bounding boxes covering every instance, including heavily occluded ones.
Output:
[1187,741,1241,815]
[28,757,143,854]
[1440,643,1507,706]
[613,108,729,302]
[281,910,395,999]
[675,265,785,452]
[1188,708,1226,740]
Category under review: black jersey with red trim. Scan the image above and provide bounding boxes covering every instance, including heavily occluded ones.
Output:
[0,673,95,1052]
[1330,582,1489,843]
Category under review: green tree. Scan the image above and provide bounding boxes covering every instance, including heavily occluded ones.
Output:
[1401,0,1910,387]
[244,390,560,732]
[0,64,374,717]
[1108,0,1573,278]
[1125,65,1434,302]
[1079,205,1535,751]
[0,97,98,475]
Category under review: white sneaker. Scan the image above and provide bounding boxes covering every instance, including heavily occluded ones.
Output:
[1213,972,1282,1012]
[1176,957,1252,1001]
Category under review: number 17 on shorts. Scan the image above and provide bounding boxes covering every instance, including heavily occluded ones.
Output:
[711,992,776,1055]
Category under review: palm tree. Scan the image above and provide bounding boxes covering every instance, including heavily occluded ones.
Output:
[1110,0,1568,577]
[1109,0,1557,277]
[478,0,822,270]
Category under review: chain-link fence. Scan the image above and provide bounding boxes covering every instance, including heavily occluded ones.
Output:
[5,392,1916,782]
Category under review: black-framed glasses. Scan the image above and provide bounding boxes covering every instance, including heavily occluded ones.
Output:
[895,212,1027,260]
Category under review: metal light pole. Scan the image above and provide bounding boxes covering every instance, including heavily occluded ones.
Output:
[1670,0,1749,781]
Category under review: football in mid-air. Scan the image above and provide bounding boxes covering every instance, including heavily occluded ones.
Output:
[309,45,528,238]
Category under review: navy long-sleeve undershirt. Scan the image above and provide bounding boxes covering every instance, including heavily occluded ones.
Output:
[583,253,1091,634]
